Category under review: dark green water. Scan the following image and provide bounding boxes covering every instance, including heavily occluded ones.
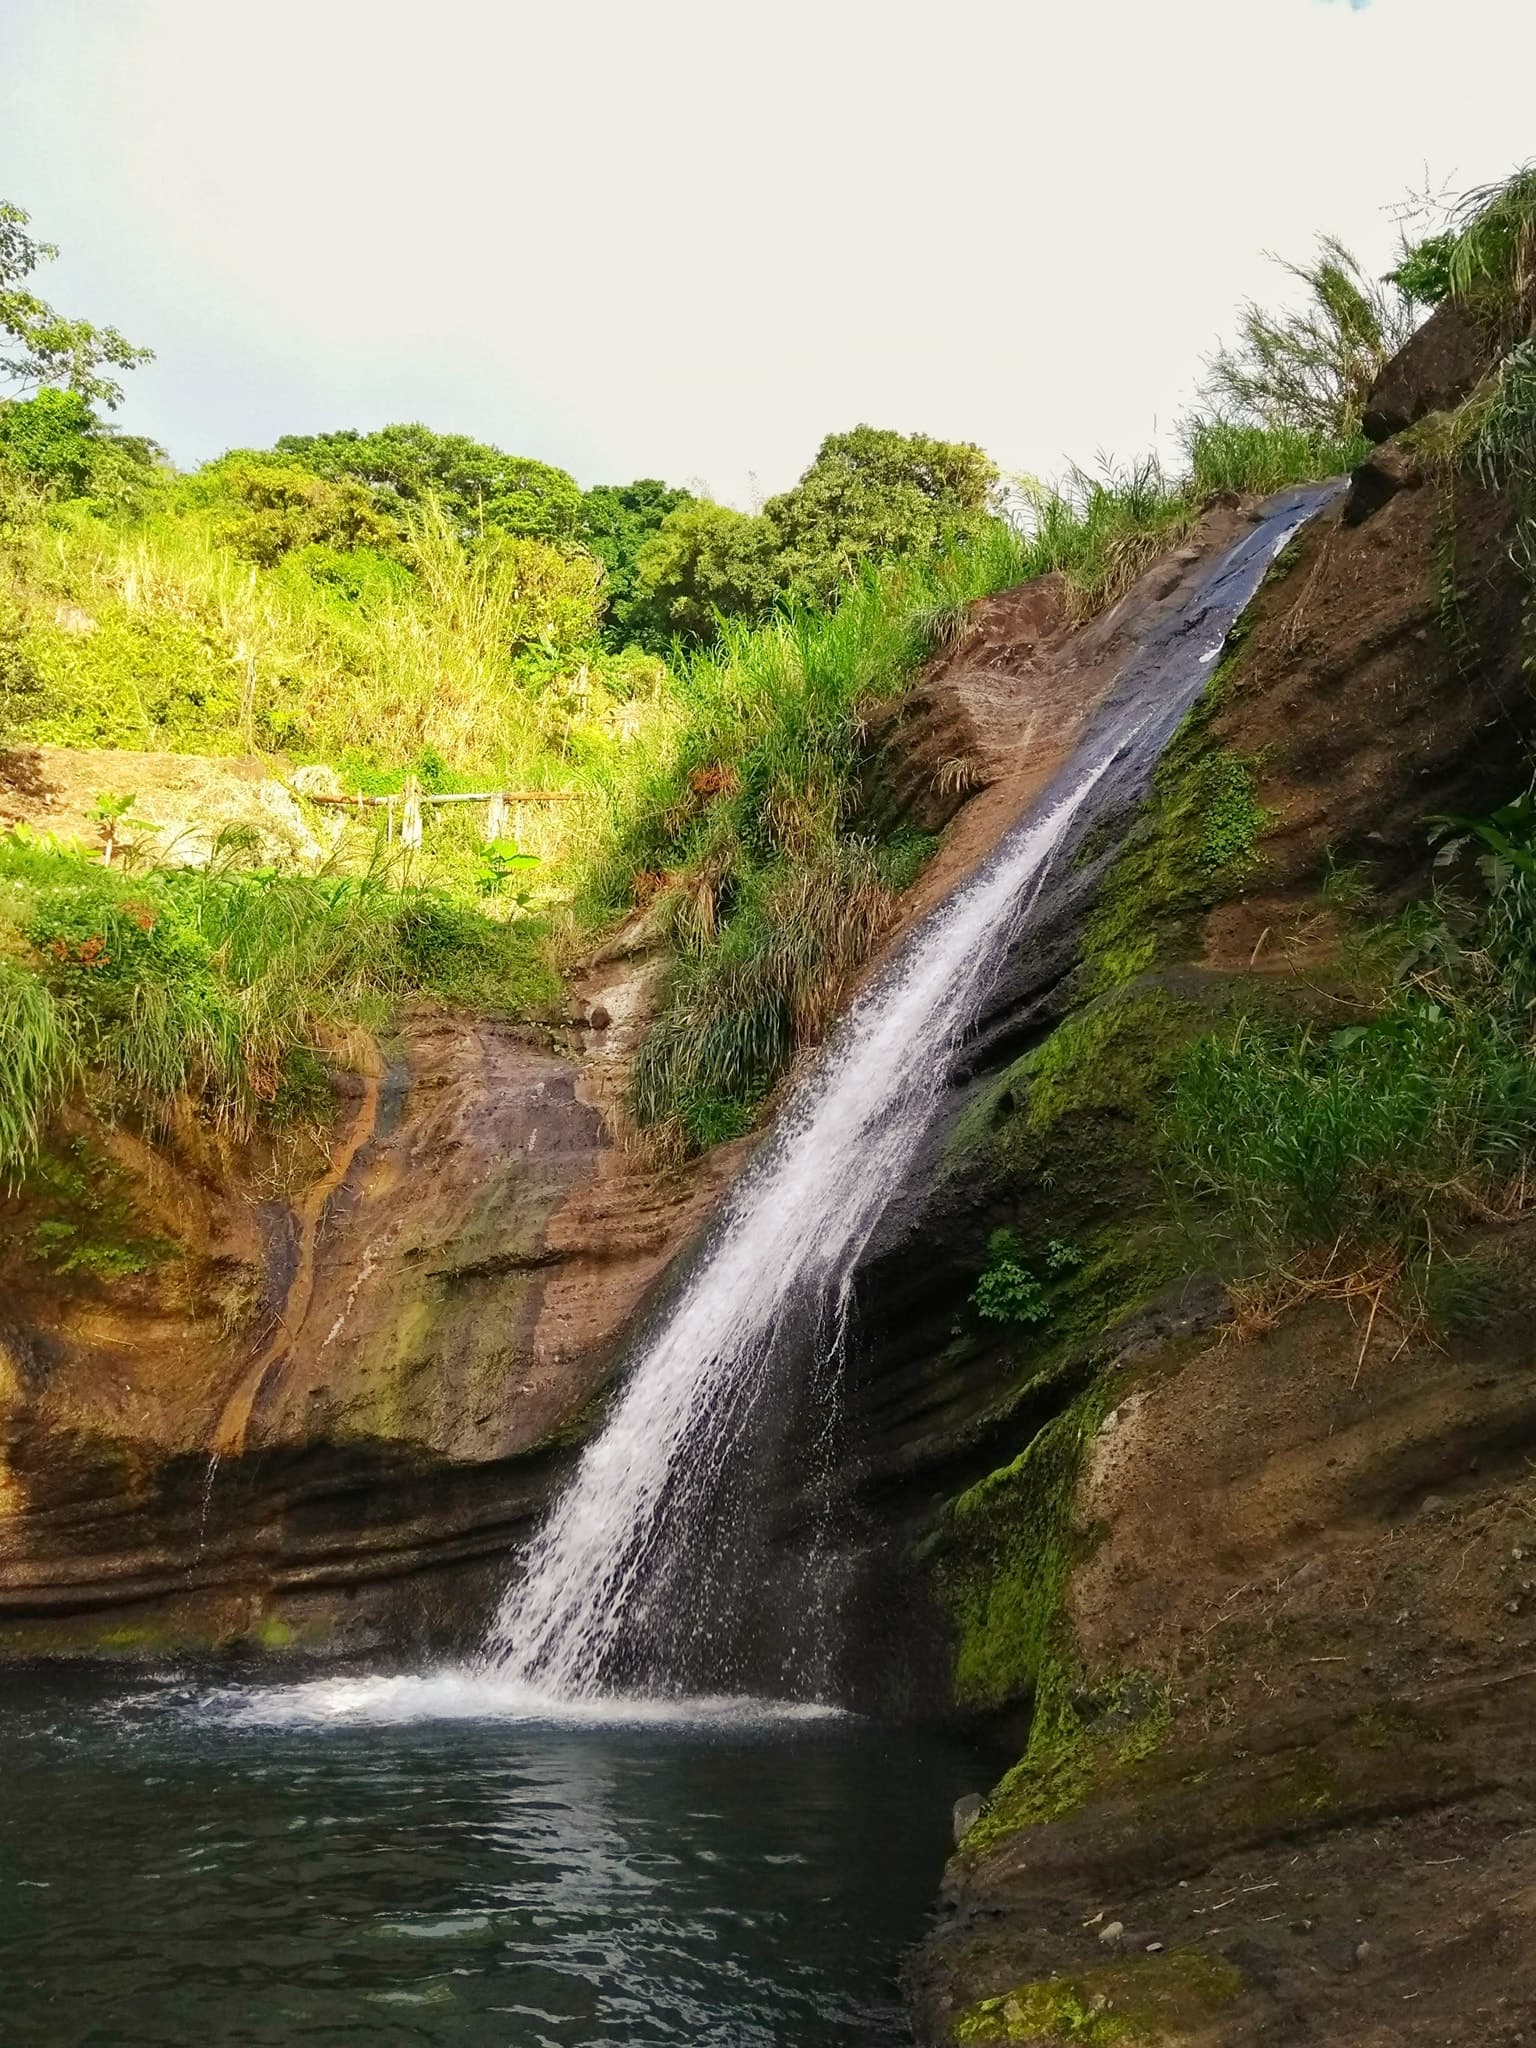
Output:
[0,1666,982,2048]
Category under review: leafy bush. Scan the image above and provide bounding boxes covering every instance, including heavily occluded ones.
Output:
[969,1229,1080,1325]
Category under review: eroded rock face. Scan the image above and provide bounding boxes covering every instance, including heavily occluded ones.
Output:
[911,1274,1536,2046]
[902,457,1536,2041]
[0,997,741,1659]
[1361,299,1497,442]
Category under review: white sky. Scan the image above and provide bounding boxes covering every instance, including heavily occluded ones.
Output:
[2,0,1534,503]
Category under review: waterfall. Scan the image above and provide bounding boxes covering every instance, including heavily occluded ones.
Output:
[486,486,1338,1704]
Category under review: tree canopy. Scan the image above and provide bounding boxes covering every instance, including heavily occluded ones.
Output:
[765,425,997,606]
[270,423,586,542]
[577,478,694,647]
[632,501,783,642]
[0,201,152,409]
[0,387,160,501]
[632,424,998,641]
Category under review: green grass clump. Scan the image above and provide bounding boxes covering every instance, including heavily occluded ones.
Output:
[1183,418,1369,499]
[631,840,902,1150]
[1169,997,1536,1257]
[1442,164,1536,333]
[1012,457,1193,621]
[0,830,556,1180]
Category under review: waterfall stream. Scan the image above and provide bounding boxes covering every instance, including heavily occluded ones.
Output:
[485,484,1339,1706]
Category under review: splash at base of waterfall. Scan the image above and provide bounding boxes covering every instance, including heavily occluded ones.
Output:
[205,1665,847,1730]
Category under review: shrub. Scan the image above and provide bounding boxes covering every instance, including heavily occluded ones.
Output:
[971,1229,1053,1326]
[1199,235,1416,439]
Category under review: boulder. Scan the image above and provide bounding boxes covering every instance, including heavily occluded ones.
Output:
[1361,301,1496,442]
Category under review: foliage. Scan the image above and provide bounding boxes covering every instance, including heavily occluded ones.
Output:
[632,499,783,640]
[2,484,622,787]
[1201,234,1417,438]
[201,456,404,566]
[1169,998,1536,1255]
[1182,416,1369,499]
[1388,232,1457,309]
[577,477,694,648]
[1168,823,1536,1262]
[1442,164,1536,333]
[764,424,997,608]
[632,426,998,643]
[618,524,1036,1145]
[0,388,160,503]
[972,1229,1052,1324]
[0,830,556,1180]
[0,200,152,409]
[269,423,585,542]
[1454,338,1536,596]
[1011,457,1191,621]
[631,840,901,1150]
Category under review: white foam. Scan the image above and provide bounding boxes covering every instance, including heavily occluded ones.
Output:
[204,1666,848,1731]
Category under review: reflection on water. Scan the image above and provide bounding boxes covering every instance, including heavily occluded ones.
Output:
[0,1666,983,2048]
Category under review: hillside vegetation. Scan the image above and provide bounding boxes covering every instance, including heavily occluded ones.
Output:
[0,179,1456,1179]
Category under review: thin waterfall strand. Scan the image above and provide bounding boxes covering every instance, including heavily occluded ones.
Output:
[487,747,1124,1695]
[486,486,1336,1704]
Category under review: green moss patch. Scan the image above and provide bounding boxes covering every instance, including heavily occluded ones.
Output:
[16,1137,172,1280]
[955,1950,1242,2044]
[963,1664,1170,1856]
[931,1388,1104,1714]
[1021,992,1189,1139]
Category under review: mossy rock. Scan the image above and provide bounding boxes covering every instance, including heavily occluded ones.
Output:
[954,1949,1243,2044]
[930,1388,1104,1714]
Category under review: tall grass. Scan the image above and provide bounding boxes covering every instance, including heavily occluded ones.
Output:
[1444,164,1536,332]
[599,525,1035,1145]
[1169,1002,1536,1254]
[1168,835,1536,1262]
[0,831,557,1182]
[1010,458,1192,621]
[3,485,674,877]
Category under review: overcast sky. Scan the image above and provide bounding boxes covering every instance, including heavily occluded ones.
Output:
[3,0,1534,504]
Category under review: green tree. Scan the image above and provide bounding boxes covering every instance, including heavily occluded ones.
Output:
[204,456,405,566]
[1,201,152,409]
[578,477,693,647]
[765,424,998,605]
[0,388,160,501]
[271,423,584,542]
[1202,236,1417,439]
[633,500,782,641]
